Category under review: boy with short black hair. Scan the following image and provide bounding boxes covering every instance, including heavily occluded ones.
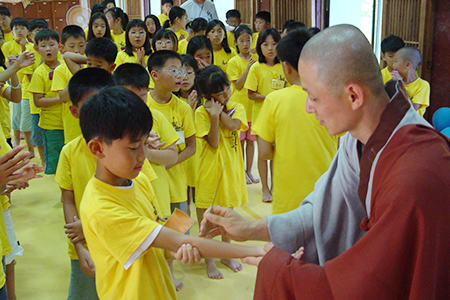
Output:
[28,29,64,174]
[51,25,87,144]
[0,7,13,45]
[225,9,241,51]
[101,0,115,10]
[158,0,173,27]
[380,34,405,84]
[251,11,271,53]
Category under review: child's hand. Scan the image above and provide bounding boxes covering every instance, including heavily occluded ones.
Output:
[77,246,95,277]
[64,216,85,243]
[204,99,223,117]
[9,52,35,69]
[187,90,197,110]
[292,246,305,260]
[0,145,32,185]
[247,58,256,69]
[391,70,403,81]
[19,37,28,49]
[146,131,166,150]
[171,244,201,265]
[179,33,186,41]
[2,182,29,195]
[136,47,145,66]
[195,57,209,69]
[241,242,273,267]
[7,162,44,186]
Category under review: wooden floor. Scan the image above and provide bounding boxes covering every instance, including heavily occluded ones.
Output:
[10,153,272,300]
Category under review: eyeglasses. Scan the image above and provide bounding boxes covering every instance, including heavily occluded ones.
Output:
[157,69,188,77]
[155,40,173,46]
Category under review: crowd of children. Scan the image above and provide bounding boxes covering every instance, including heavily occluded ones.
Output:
[0,0,432,299]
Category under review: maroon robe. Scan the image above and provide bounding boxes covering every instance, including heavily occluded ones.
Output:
[254,83,450,299]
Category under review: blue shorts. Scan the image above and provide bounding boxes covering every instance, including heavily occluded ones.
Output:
[68,259,99,300]
[42,129,64,174]
[12,100,32,132]
[30,114,44,146]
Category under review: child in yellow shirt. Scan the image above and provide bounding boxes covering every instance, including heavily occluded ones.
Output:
[28,29,64,174]
[86,12,113,42]
[161,6,189,42]
[79,86,264,300]
[105,7,127,49]
[0,7,13,49]
[393,46,430,116]
[245,28,287,203]
[152,29,178,52]
[251,11,271,55]
[115,19,152,68]
[205,19,237,72]
[252,29,338,214]
[225,9,241,51]
[178,17,207,55]
[380,34,405,84]
[51,25,87,145]
[227,25,259,184]
[195,65,249,279]
[144,14,161,42]
[157,0,173,27]
[187,35,213,69]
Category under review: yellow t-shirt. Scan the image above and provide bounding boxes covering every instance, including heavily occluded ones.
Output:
[381,66,392,85]
[0,70,11,139]
[195,102,248,208]
[80,174,175,300]
[51,63,81,144]
[115,50,150,68]
[148,108,179,217]
[227,55,255,122]
[3,31,13,44]
[84,27,89,38]
[147,93,196,203]
[213,47,237,72]
[55,135,157,259]
[157,14,168,27]
[244,61,289,125]
[21,48,44,113]
[169,28,188,42]
[252,32,259,50]
[404,77,430,117]
[111,31,126,50]
[227,31,236,51]
[179,97,198,187]
[178,38,188,55]
[252,85,338,214]
[28,63,63,130]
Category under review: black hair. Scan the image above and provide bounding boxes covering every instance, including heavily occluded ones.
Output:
[144,14,161,38]
[205,19,231,54]
[10,17,28,30]
[162,0,174,5]
[147,50,181,72]
[61,25,85,45]
[188,17,207,34]
[285,21,307,34]
[106,7,128,31]
[68,67,115,107]
[113,63,150,89]
[0,7,10,17]
[174,54,200,104]
[87,12,112,41]
[85,37,118,64]
[195,65,230,97]
[226,9,241,20]
[234,24,252,53]
[257,28,281,64]
[101,0,116,7]
[29,19,48,32]
[162,6,186,29]
[35,28,59,44]
[308,27,320,36]
[255,11,271,23]
[282,19,296,31]
[381,34,405,54]
[80,86,153,144]
[277,28,311,72]
[91,4,106,15]
[0,27,5,69]
[187,35,213,61]
[152,29,178,52]
[124,19,152,56]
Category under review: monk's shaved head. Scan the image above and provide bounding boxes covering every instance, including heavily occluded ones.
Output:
[396,46,421,69]
[300,24,384,97]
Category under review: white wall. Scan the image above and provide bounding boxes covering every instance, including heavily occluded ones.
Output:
[329,0,373,42]
[150,0,161,16]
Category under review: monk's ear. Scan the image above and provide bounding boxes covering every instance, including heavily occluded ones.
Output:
[87,138,106,159]
[345,82,365,111]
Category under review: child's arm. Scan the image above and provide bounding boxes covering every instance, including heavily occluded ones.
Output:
[0,51,35,82]
[74,242,96,277]
[219,111,241,132]
[234,58,256,90]
[58,87,70,103]
[33,92,61,108]
[257,136,273,160]
[61,188,85,243]
[166,135,196,169]
[248,89,266,102]
[203,99,223,149]
[147,143,178,166]
[63,52,86,75]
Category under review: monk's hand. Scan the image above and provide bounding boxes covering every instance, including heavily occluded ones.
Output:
[171,244,201,265]
[292,246,305,260]
[199,206,251,242]
[241,242,274,267]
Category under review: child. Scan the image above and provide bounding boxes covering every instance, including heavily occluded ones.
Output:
[55,68,115,300]
[380,34,405,84]
[244,28,287,203]
[147,50,196,222]
[115,19,152,68]
[178,17,207,55]
[105,7,128,49]
[144,14,161,41]
[393,46,430,117]
[101,0,116,10]
[52,25,87,145]
[252,29,338,214]
[205,19,237,72]
[227,25,259,184]
[251,11,271,54]
[187,34,213,69]
[0,7,13,46]
[2,18,35,155]
[225,9,241,51]
[162,6,188,42]
[28,29,64,174]
[195,65,248,279]
[79,86,264,299]
[152,29,178,52]
[63,37,118,74]
[86,12,113,42]
[158,0,173,26]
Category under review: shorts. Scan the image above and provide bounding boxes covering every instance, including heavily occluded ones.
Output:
[42,129,64,174]
[240,122,256,142]
[30,114,44,146]
[3,208,23,265]
[11,100,32,132]
[11,102,21,131]
[68,259,99,300]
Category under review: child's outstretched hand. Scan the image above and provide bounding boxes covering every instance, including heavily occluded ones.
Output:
[171,243,201,265]
[64,216,85,243]
[204,99,223,117]
[187,90,197,110]
[7,162,44,186]
[292,246,305,260]
[0,145,32,185]
[7,52,35,69]
[241,242,273,267]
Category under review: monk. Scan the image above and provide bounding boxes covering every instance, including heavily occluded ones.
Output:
[200,24,450,299]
